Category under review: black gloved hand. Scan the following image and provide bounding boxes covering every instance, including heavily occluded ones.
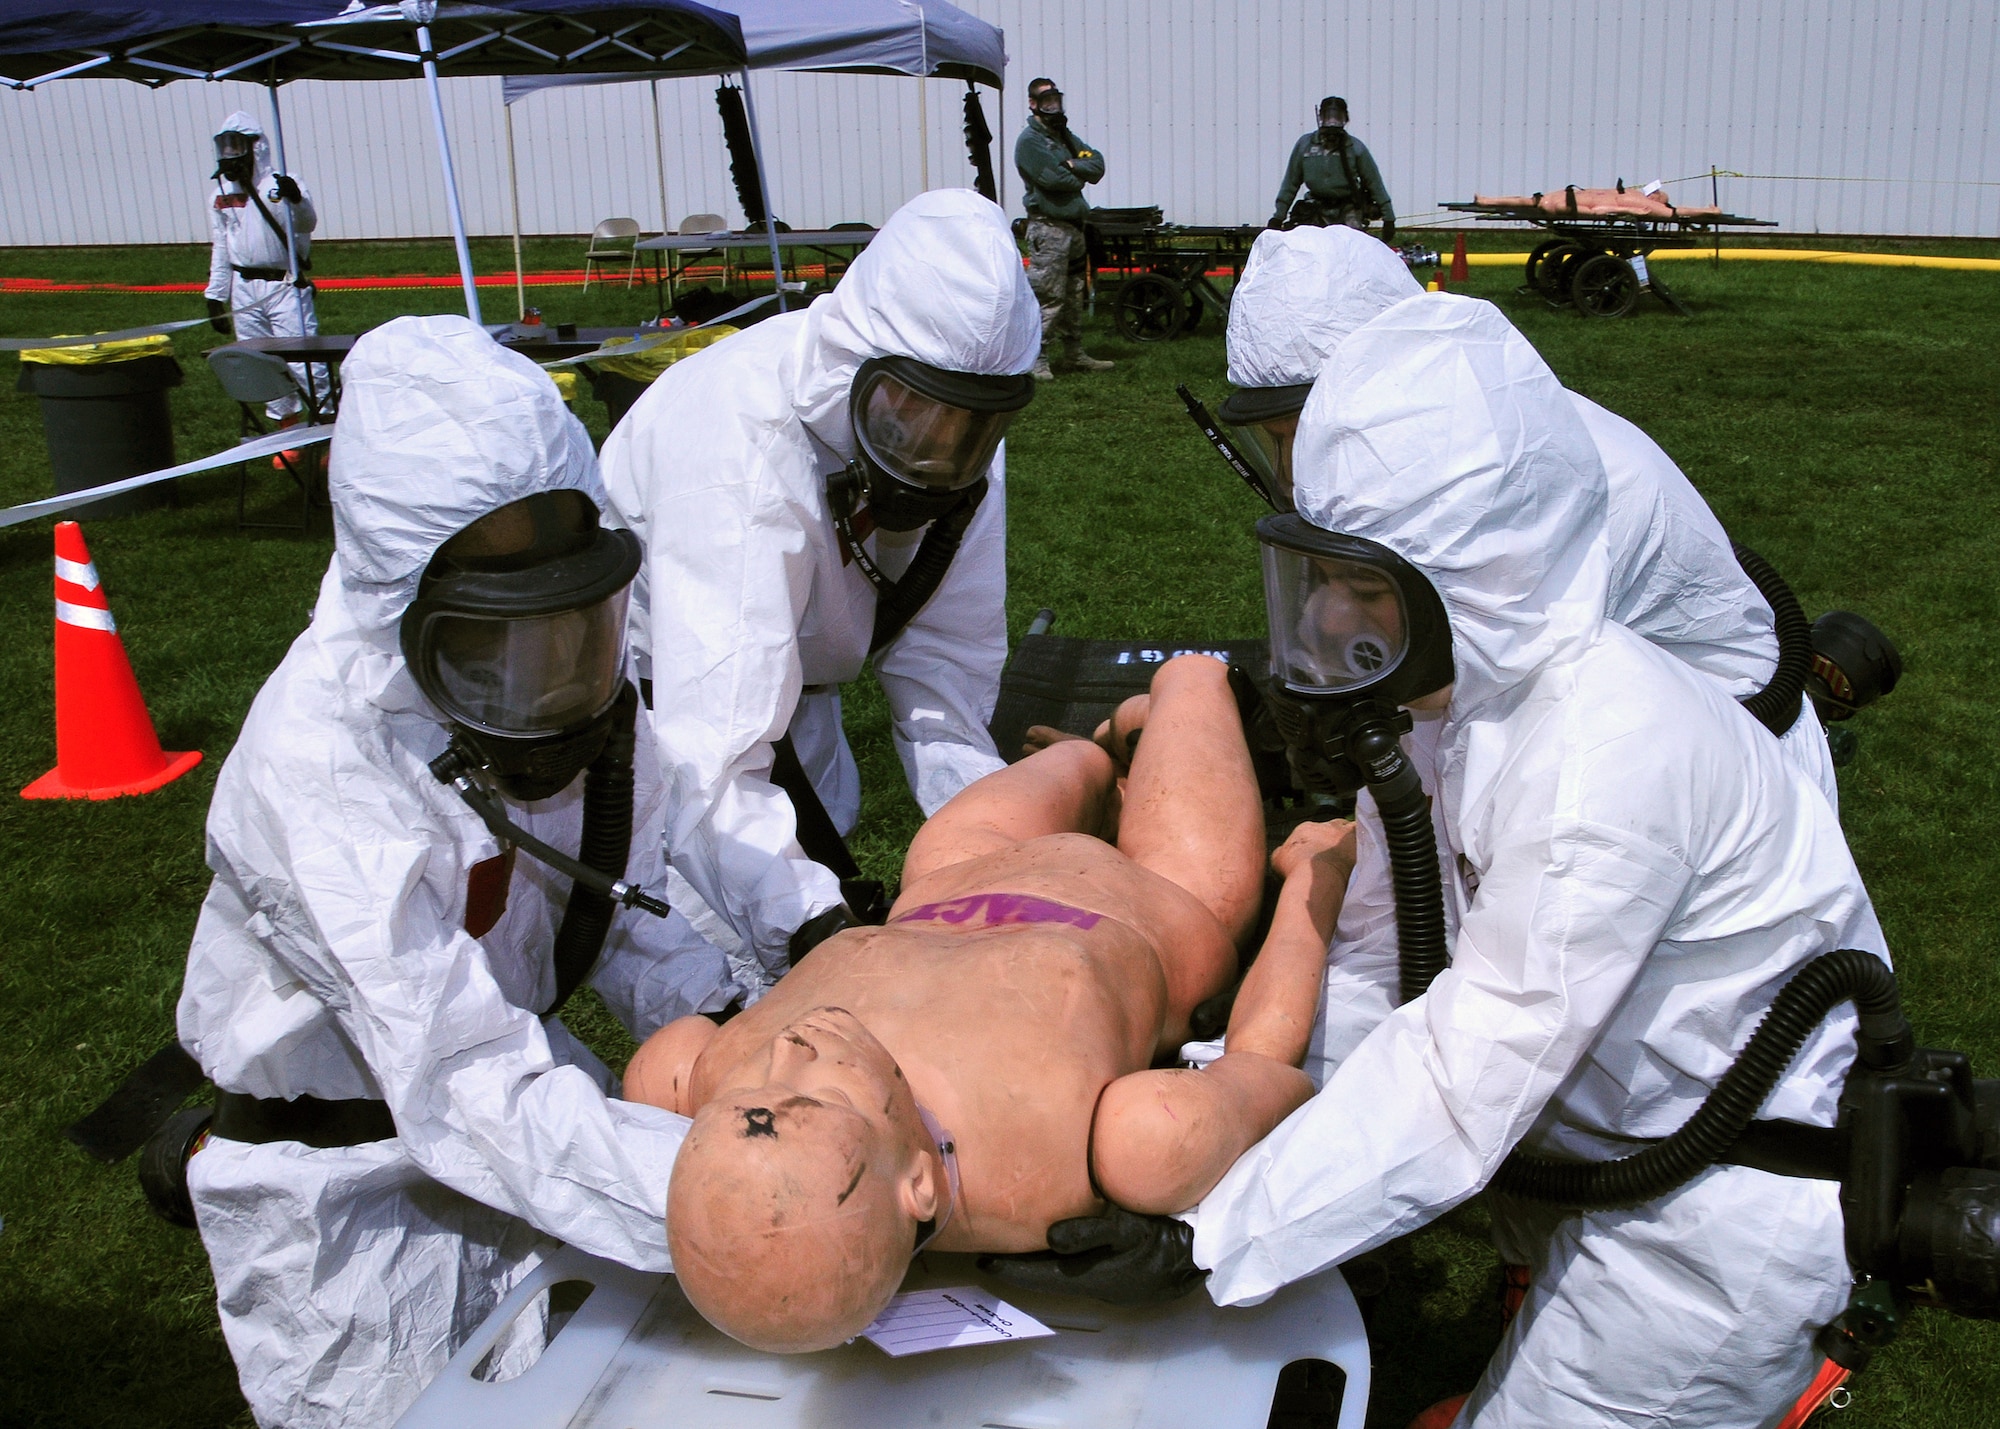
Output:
[788,903,860,966]
[1268,213,1289,231]
[271,174,303,204]
[206,298,232,335]
[977,1205,1208,1307]
[1380,224,1397,245]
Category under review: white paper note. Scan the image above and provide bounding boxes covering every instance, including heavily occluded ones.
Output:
[861,1287,1056,1357]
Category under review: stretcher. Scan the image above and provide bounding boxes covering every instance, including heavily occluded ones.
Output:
[397,1241,1370,1429]
[1444,186,1777,317]
[1082,210,1262,342]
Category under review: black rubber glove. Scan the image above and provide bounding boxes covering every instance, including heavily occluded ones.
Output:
[788,903,860,966]
[271,174,303,204]
[1268,212,1289,231]
[1381,223,1397,245]
[206,298,231,335]
[977,1205,1208,1306]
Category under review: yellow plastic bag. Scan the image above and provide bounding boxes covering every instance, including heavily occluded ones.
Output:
[551,369,580,404]
[587,325,737,383]
[19,332,175,366]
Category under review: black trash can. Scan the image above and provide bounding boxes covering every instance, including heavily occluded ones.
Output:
[16,353,184,518]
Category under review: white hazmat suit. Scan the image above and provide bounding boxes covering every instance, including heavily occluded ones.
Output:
[178,317,724,1429]
[601,189,1041,979]
[205,111,328,420]
[1192,294,1888,1427]
[1216,227,1842,1090]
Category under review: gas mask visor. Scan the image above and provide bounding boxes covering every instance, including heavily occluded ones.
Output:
[1213,383,1312,508]
[849,355,1034,530]
[1258,513,1454,706]
[214,129,255,180]
[401,490,641,741]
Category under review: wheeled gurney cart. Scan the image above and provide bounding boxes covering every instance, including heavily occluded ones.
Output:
[1443,190,1776,317]
[1085,209,1262,342]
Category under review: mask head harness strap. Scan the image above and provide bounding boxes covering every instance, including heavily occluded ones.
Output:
[911,1103,963,1254]
[1181,382,1315,510]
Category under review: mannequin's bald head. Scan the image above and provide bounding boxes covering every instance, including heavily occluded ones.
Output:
[666,1008,944,1352]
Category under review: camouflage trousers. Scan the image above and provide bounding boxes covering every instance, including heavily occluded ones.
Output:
[1024,215,1089,354]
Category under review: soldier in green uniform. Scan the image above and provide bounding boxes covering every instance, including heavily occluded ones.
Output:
[1015,77,1114,380]
[1271,96,1395,242]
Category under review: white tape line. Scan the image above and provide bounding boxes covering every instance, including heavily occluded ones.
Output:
[0,426,333,530]
[55,598,116,632]
[0,300,272,352]
[54,555,99,590]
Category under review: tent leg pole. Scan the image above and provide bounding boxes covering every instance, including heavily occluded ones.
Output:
[651,79,671,236]
[262,80,309,338]
[918,77,929,191]
[416,21,483,325]
[505,103,525,320]
[738,69,787,314]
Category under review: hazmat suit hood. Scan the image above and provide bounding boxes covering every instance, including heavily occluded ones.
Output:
[1226,226,1421,390]
[1293,294,1610,713]
[324,314,605,705]
[214,110,272,181]
[788,188,1041,458]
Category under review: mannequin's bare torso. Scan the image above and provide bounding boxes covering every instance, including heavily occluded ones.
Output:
[669,833,1235,1252]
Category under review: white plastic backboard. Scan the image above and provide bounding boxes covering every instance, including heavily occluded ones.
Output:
[397,1243,1370,1429]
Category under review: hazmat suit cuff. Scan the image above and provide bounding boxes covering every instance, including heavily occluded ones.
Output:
[903,739,1006,818]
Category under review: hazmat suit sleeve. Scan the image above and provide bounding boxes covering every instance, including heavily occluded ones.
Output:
[206,193,232,302]
[628,419,845,974]
[873,454,1010,815]
[1193,717,1693,1305]
[1273,135,1312,219]
[230,778,691,1271]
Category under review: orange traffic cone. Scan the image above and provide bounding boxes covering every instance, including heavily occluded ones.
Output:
[22,522,201,800]
[1407,1393,1470,1429]
[1429,264,1447,293]
[1450,232,1471,283]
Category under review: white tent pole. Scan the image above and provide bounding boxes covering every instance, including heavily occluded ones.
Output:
[415,19,483,324]
[917,78,929,191]
[505,102,525,320]
[737,69,787,313]
[650,79,671,234]
[262,80,309,334]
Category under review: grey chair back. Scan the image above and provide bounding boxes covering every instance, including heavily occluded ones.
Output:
[680,213,728,235]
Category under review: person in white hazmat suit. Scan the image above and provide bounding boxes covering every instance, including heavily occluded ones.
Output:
[204,112,329,420]
[599,188,1039,982]
[177,315,731,1429]
[986,295,1888,1426]
[1215,296,1887,1426]
[1203,226,1847,1090]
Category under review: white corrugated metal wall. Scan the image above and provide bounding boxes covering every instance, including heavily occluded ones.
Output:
[1,0,1994,248]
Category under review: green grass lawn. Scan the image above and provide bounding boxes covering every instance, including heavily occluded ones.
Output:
[3,234,1999,1428]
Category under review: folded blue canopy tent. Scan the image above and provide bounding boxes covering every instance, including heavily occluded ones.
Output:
[496,0,1010,310]
[0,1,751,324]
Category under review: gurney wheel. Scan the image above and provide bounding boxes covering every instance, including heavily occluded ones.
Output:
[1534,242,1586,303]
[1524,239,1566,289]
[1114,274,1188,341]
[1572,254,1639,318]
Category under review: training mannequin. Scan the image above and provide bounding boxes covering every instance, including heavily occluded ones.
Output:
[624,655,1355,1352]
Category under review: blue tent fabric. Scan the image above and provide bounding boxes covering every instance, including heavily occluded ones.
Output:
[0,1,747,88]
[500,0,1005,101]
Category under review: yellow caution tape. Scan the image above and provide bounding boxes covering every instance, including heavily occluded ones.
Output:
[18,332,176,366]
[587,325,737,383]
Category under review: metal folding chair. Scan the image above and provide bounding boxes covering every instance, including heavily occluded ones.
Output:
[582,217,644,291]
[206,347,318,532]
[668,211,730,305]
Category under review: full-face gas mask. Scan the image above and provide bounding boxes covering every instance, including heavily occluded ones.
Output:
[1259,512,1454,1001]
[1029,78,1066,124]
[1316,95,1349,142]
[214,129,256,186]
[1179,382,1313,511]
[400,489,642,803]
[829,355,1033,533]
